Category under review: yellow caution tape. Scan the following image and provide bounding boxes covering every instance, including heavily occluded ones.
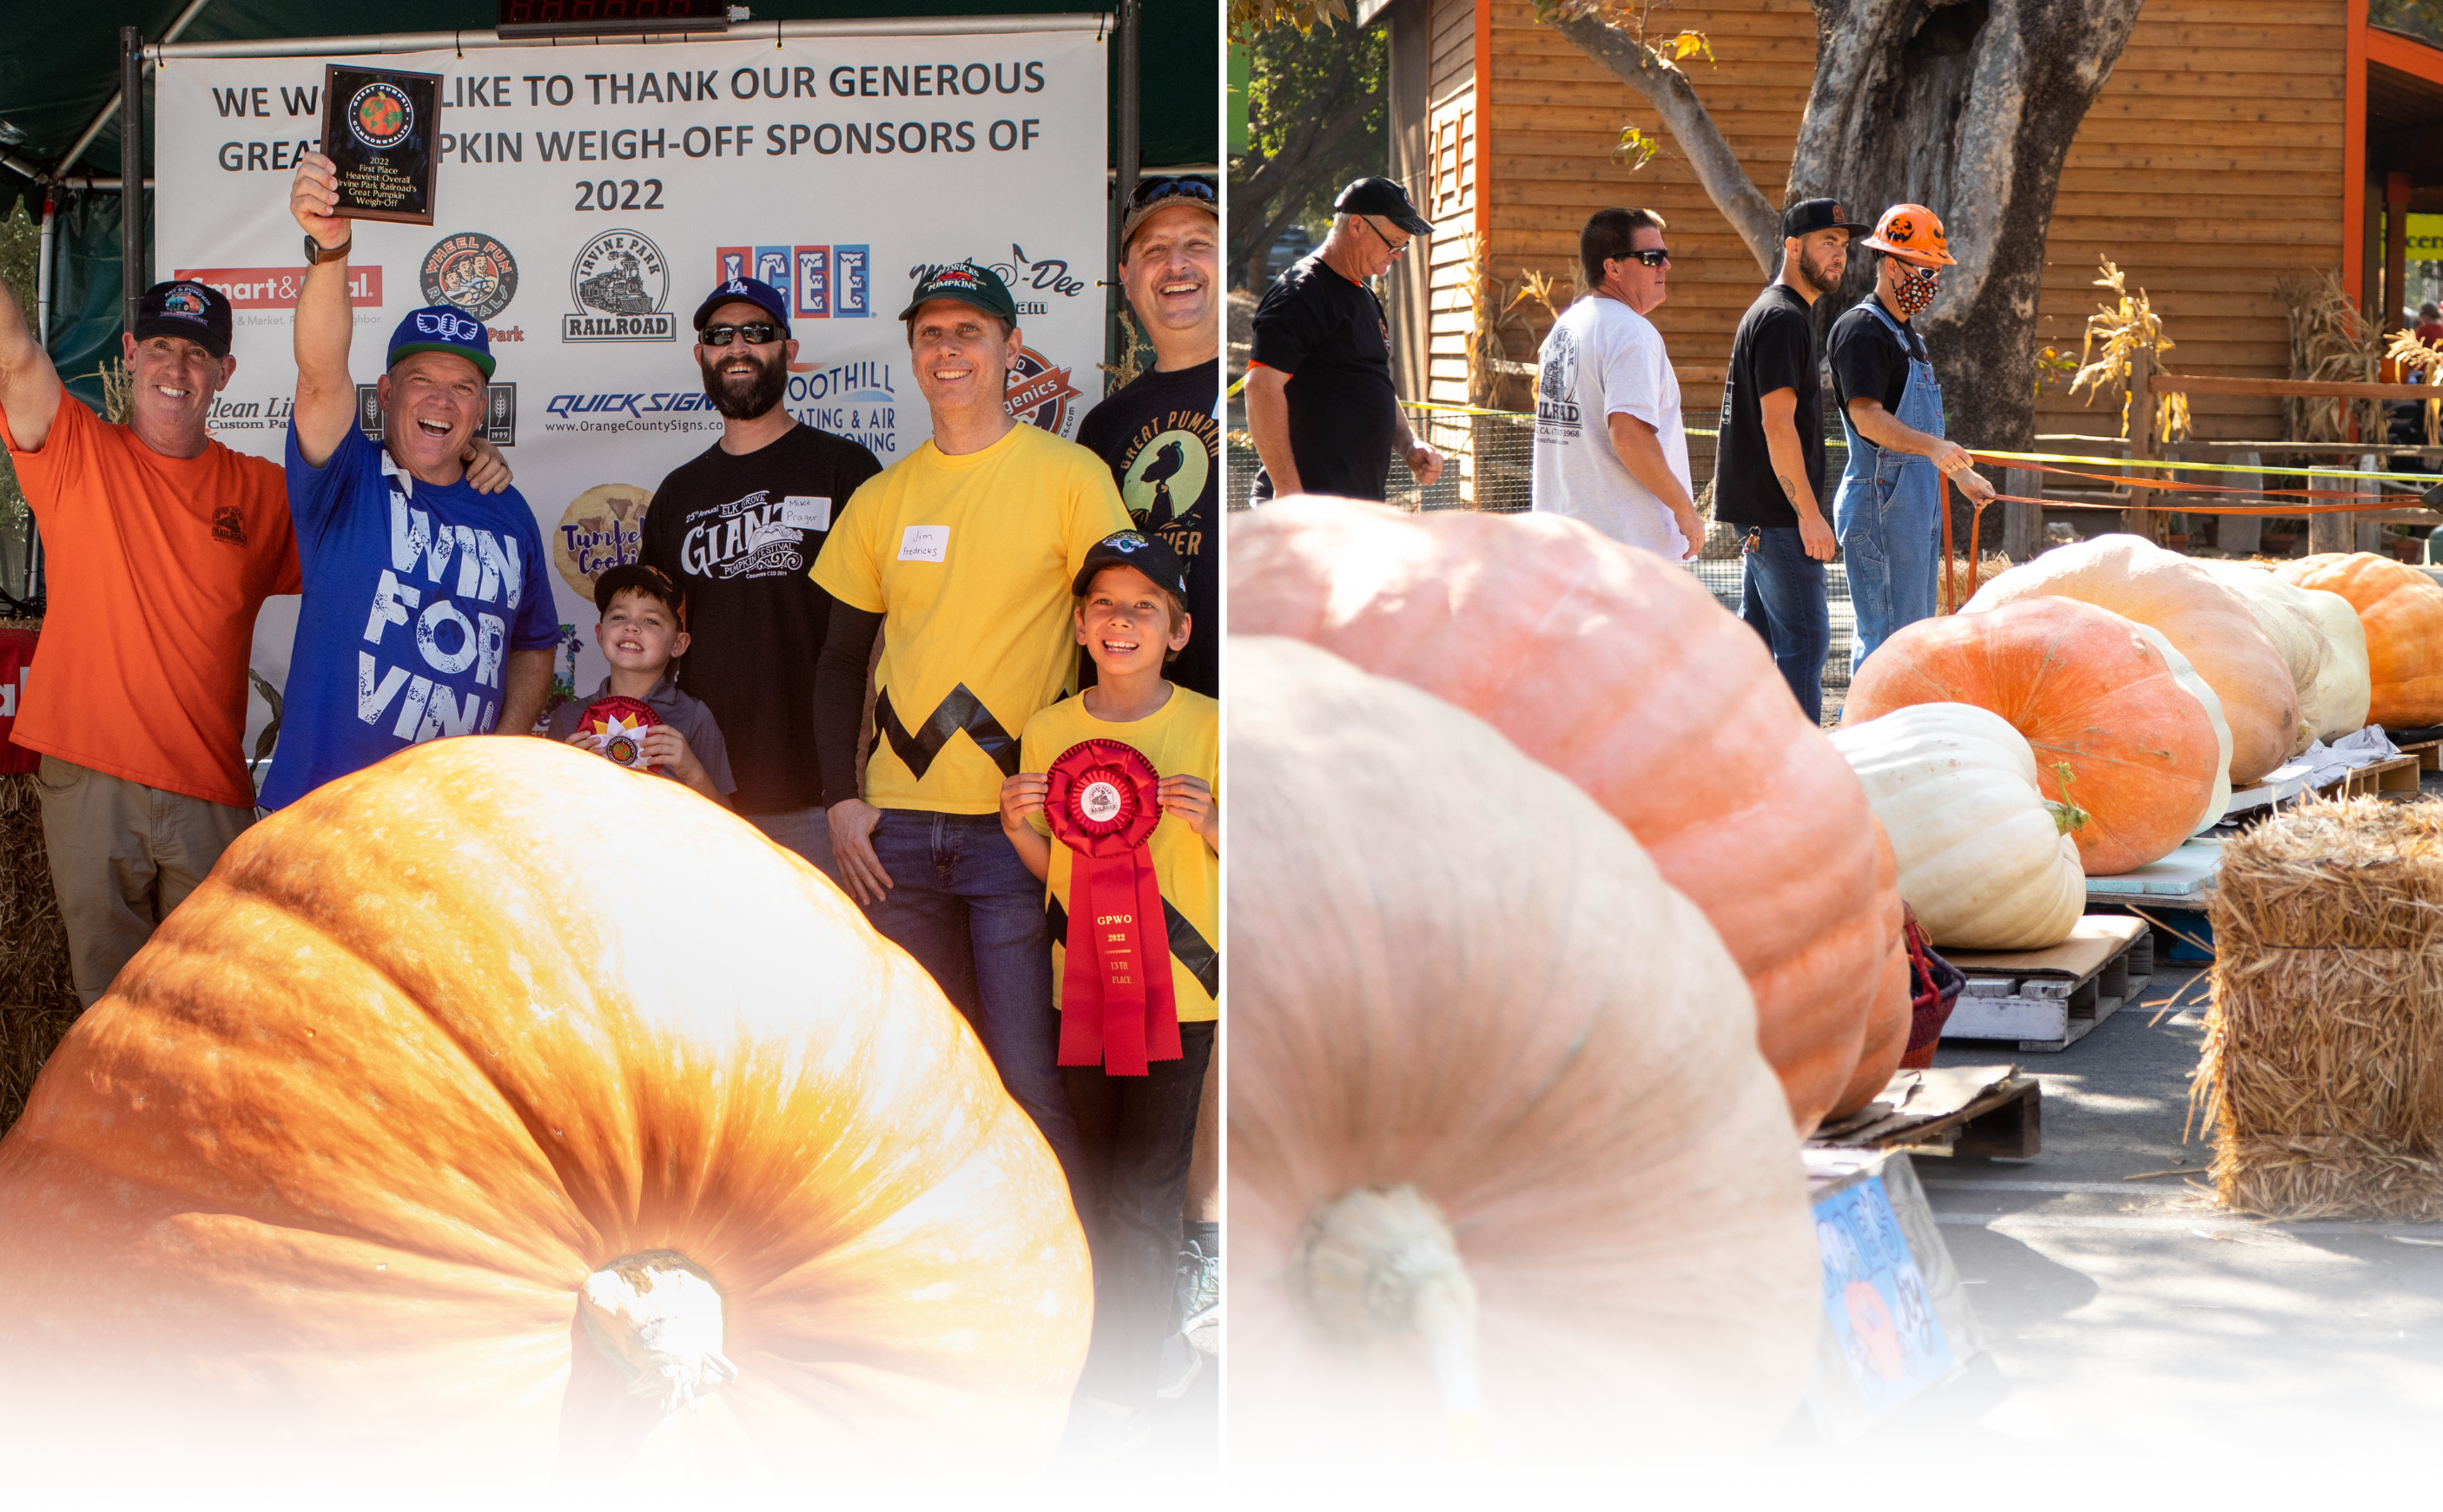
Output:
[1446,1407,1485,1465]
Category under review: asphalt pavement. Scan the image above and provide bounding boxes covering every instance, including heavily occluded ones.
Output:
[1767,951,2443,1499]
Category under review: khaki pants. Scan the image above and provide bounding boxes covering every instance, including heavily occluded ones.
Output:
[33,755,254,1008]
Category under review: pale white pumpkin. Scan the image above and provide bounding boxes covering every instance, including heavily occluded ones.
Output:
[2202,565,2372,741]
[1829,703,2087,950]
[2195,561,2328,757]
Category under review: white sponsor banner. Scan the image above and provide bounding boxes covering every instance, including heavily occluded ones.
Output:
[153,30,1106,743]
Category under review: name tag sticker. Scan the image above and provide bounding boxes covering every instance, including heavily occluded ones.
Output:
[782,496,831,531]
[898,525,949,562]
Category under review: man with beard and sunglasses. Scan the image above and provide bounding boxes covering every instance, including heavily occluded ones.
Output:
[1828,204,1995,677]
[636,277,883,876]
[1713,197,1868,724]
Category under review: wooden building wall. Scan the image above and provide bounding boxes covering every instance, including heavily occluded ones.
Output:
[1422,0,1482,410]
[1453,0,2348,442]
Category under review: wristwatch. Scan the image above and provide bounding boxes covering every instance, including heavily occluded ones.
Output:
[303,234,353,267]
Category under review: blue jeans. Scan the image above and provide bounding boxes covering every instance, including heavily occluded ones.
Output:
[744,804,838,881]
[863,809,1086,1202]
[1738,525,1831,723]
[1833,457,1942,680]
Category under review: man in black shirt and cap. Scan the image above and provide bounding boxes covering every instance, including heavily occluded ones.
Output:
[1712,197,1867,723]
[1245,175,1444,503]
[637,274,882,877]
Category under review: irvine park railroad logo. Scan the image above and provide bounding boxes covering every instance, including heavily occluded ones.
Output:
[565,229,675,342]
[347,81,414,150]
[421,233,518,321]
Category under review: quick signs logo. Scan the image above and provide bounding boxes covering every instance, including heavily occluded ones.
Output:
[565,229,675,342]
[1004,346,1081,439]
[420,233,518,320]
[358,383,517,446]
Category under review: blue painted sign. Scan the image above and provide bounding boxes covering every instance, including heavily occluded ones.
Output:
[1813,1173,1956,1420]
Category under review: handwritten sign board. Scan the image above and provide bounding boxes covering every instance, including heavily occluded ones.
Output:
[1802,1148,1982,1443]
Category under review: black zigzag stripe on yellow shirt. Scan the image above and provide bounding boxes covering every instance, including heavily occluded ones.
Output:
[1047,895,1220,1002]
[875,684,1021,780]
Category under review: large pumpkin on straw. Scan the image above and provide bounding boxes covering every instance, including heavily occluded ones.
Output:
[1844,596,2229,875]
[1228,636,1819,1464]
[2272,551,2443,729]
[1962,534,2301,784]
[0,739,1091,1485]
[1228,498,1911,1136]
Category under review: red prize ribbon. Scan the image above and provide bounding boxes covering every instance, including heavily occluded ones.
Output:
[1045,738,1181,1076]
[581,695,662,771]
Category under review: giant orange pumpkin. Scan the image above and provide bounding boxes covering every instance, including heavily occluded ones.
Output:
[1962,534,2301,784]
[1845,597,2227,875]
[0,739,1092,1486]
[1228,498,1910,1136]
[2272,551,2443,728]
[1229,636,1820,1464]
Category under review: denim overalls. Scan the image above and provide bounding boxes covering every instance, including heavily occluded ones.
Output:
[1832,300,1943,679]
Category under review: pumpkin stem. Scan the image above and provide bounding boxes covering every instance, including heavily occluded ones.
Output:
[576,1251,740,1414]
[1288,1185,1485,1453]
[2046,763,2090,834]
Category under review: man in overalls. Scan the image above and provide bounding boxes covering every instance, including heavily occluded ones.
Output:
[1829,203,1996,681]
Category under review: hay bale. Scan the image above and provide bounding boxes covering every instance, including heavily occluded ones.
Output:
[0,770,79,1134]
[2196,796,2443,1220]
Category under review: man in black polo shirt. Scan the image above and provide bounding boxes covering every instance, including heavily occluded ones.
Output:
[1713,198,1866,723]
[637,275,883,876]
[1245,175,1443,502]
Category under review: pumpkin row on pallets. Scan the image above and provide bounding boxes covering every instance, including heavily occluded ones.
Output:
[1228,498,1911,1138]
[1828,703,2088,951]
[2273,551,2443,730]
[1228,636,1820,1469]
[0,739,1092,1489]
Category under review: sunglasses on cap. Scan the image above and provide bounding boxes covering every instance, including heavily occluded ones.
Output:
[699,322,785,347]
[1128,175,1217,208]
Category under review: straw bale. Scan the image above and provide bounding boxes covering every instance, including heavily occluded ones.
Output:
[2196,795,2443,1219]
[0,770,78,1134]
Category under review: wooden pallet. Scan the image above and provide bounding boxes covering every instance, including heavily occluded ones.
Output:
[1811,1066,2042,1159]
[1939,915,2155,1053]
[2397,737,2440,774]
[2334,754,2423,798]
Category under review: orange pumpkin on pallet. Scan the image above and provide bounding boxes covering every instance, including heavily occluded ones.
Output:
[0,739,1091,1486]
[1228,498,1910,1137]
[2273,551,2443,729]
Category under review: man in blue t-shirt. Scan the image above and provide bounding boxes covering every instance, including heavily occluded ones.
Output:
[263,151,557,810]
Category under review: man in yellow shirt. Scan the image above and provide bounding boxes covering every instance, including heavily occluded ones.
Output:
[811,262,1132,1196]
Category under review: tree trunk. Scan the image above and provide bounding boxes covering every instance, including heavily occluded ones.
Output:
[1229,25,1375,289]
[1543,0,2142,451]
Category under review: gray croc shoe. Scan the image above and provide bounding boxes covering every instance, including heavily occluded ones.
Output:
[1031,1396,1143,1475]
[1154,1330,1204,1402]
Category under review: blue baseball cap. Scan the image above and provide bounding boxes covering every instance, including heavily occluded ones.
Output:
[691,276,791,338]
[387,305,495,380]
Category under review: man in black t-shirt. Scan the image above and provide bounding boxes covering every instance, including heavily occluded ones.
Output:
[1076,176,1220,699]
[637,275,882,878]
[1712,198,1866,723]
[1245,176,1443,503]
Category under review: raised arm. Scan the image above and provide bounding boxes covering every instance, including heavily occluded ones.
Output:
[0,245,64,451]
[288,151,358,466]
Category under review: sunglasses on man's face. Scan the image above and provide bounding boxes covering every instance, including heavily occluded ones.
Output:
[1625,248,1671,267]
[699,322,784,347]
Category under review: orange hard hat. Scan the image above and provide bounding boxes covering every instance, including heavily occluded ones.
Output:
[1861,204,1956,267]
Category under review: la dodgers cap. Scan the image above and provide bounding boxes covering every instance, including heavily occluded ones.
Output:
[1332,176,1432,236]
[386,305,495,380]
[897,261,1020,324]
[133,281,233,360]
[1781,197,1872,240]
[1072,530,1189,601]
[691,275,792,338]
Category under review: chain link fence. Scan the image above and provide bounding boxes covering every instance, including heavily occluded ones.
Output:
[1227,398,1862,719]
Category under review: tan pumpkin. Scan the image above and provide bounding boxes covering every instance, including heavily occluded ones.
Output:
[2198,561,2364,747]
[1845,597,2230,875]
[1963,534,2301,784]
[1229,497,1910,1136]
[1829,703,2087,950]
[0,738,1091,1484]
[2272,551,2443,728]
[1228,635,1820,1463]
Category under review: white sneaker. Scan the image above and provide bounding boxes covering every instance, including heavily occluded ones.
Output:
[1155,1330,1204,1401]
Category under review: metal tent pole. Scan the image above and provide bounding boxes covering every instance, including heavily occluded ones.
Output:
[120,25,145,343]
[1108,0,1140,378]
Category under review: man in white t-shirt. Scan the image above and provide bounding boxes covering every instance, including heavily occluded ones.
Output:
[1529,208,1700,560]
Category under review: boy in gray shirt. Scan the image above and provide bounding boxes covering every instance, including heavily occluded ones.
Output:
[547,564,736,805]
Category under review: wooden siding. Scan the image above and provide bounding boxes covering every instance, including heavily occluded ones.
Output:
[1462,0,2348,440]
[1423,0,1481,410]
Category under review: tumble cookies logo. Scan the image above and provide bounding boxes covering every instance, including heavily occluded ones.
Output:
[553,485,653,599]
[1004,347,1082,439]
[421,233,518,321]
[565,229,675,342]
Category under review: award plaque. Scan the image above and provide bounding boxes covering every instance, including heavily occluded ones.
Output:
[321,65,440,226]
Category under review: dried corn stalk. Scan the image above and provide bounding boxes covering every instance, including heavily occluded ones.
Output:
[1458,234,1568,411]
[2272,269,2384,445]
[2070,259,2189,444]
[2385,328,2442,447]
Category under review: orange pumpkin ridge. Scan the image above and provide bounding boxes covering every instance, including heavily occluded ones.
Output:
[2273,552,2443,729]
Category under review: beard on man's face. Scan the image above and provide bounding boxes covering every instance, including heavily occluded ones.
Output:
[699,346,788,420]
[1799,243,1847,296]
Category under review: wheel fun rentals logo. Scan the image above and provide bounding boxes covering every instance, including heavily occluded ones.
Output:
[422,233,518,320]
[1004,347,1082,439]
[347,81,414,150]
[565,229,675,342]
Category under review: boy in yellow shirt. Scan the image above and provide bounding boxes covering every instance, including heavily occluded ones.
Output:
[1000,530,1217,1458]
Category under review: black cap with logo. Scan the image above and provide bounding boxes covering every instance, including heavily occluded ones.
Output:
[593,562,687,630]
[1072,530,1188,600]
[1781,198,1872,240]
[896,261,1020,323]
[1332,176,1433,237]
[134,281,233,360]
